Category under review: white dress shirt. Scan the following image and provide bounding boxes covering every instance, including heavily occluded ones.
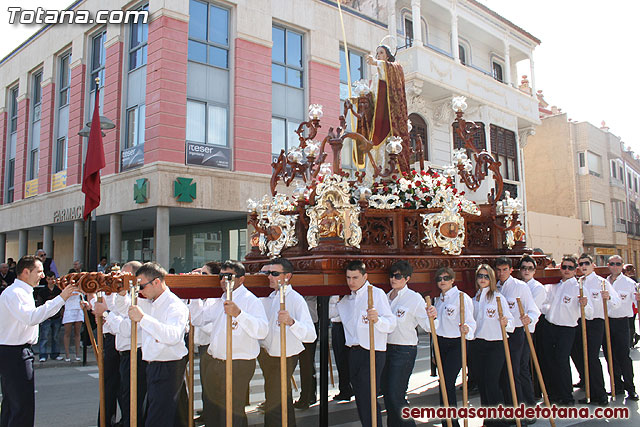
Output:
[260,286,317,357]
[188,299,214,346]
[386,285,429,345]
[525,278,547,310]
[103,294,149,352]
[473,287,515,341]
[135,289,188,362]
[0,279,65,345]
[541,278,594,327]
[498,276,540,332]
[433,286,476,340]
[191,284,268,360]
[607,274,638,319]
[337,282,396,351]
[581,272,620,320]
[329,295,341,322]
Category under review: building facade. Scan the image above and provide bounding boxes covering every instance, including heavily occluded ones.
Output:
[0,0,540,273]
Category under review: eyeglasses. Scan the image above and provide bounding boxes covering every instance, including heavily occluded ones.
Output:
[520,266,535,272]
[608,262,623,266]
[476,273,490,280]
[138,278,155,289]
[266,271,284,277]
[389,273,406,280]
[578,261,591,266]
[436,275,452,282]
[561,264,576,270]
[219,273,236,280]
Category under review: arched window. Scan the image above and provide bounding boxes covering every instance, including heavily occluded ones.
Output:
[409,113,428,163]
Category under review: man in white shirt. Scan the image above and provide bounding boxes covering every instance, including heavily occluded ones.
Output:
[127,262,190,427]
[190,260,268,427]
[258,258,316,426]
[572,253,620,405]
[337,260,396,427]
[495,257,540,408]
[0,255,79,427]
[538,255,591,406]
[604,255,638,401]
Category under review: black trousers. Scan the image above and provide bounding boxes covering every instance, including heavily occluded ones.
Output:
[539,323,575,403]
[258,349,298,427]
[98,333,121,427]
[438,337,461,427]
[500,327,525,405]
[531,315,548,398]
[349,346,385,427]
[571,318,607,401]
[381,344,417,427]
[119,349,147,427]
[519,331,535,405]
[0,345,35,427]
[198,346,213,418]
[145,358,188,427]
[331,322,352,397]
[471,339,505,427]
[205,358,255,427]
[603,317,636,394]
[297,322,318,403]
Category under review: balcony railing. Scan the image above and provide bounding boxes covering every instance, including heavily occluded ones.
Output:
[615,219,627,233]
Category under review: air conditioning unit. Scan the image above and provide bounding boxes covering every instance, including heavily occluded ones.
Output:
[578,166,588,175]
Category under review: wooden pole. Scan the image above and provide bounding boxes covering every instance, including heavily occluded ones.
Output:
[96,292,106,427]
[459,292,468,427]
[496,296,521,427]
[328,342,335,388]
[601,279,615,401]
[79,281,99,359]
[291,375,298,392]
[226,278,234,427]
[367,285,377,427]
[516,298,555,427]
[578,278,590,403]
[188,321,195,426]
[279,281,288,427]
[426,296,452,427]
[130,280,139,427]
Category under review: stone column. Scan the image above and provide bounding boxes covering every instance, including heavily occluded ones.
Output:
[43,225,53,258]
[0,233,6,262]
[73,220,84,267]
[388,0,397,45]
[503,39,511,85]
[18,230,28,257]
[411,0,423,46]
[450,3,459,62]
[110,214,122,265]
[155,207,170,269]
[529,50,536,95]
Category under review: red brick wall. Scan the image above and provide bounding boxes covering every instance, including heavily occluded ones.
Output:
[13,98,29,200]
[308,61,341,164]
[0,110,6,203]
[234,38,272,175]
[38,82,55,193]
[103,41,124,175]
[66,63,86,186]
[144,15,187,164]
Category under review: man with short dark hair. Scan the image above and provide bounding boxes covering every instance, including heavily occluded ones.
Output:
[98,256,108,273]
[35,249,59,287]
[36,271,63,362]
[0,255,80,426]
[338,260,396,426]
[1,263,16,293]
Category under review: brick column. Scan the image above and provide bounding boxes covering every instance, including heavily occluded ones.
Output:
[38,82,55,194]
[234,38,272,174]
[13,97,30,200]
[145,15,188,164]
[66,63,86,186]
[308,61,340,163]
[0,110,6,203]
[103,41,124,175]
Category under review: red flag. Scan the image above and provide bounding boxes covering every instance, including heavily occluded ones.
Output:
[82,86,106,220]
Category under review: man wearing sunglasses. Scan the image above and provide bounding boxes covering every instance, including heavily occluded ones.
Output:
[258,258,316,426]
[126,262,190,426]
[603,255,639,401]
[190,260,268,427]
[571,253,620,405]
[494,257,540,409]
[337,260,396,427]
[538,255,591,406]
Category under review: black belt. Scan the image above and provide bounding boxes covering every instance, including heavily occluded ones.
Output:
[0,343,32,349]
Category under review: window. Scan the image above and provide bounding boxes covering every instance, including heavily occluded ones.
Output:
[125,105,146,148]
[271,117,300,157]
[492,61,503,82]
[339,47,365,170]
[458,44,466,65]
[635,177,638,193]
[578,152,585,168]
[589,200,606,226]
[453,122,486,151]
[628,172,633,189]
[272,26,303,88]
[28,71,42,180]
[186,100,227,146]
[490,124,518,181]
[90,31,106,92]
[408,113,428,163]
[587,151,601,177]
[188,0,229,68]
[55,137,67,172]
[404,18,414,47]
[5,86,18,203]
[55,52,71,173]
[611,160,617,179]
[59,53,71,106]
[129,4,149,70]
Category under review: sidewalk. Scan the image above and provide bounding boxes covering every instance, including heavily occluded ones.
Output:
[34,344,98,369]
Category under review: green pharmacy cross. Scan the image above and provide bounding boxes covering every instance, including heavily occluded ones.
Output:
[133,178,149,204]
[174,177,196,203]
